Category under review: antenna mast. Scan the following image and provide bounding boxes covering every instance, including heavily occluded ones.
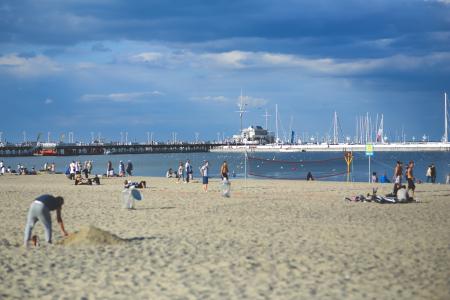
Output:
[237,89,247,134]
[263,109,271,130]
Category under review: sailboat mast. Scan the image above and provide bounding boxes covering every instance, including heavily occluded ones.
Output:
[239,89,243,133]
[333,111,338,144]
[275,104,279,144]
[445,92,448,143]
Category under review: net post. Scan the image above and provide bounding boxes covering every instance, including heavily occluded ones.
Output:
[344,151,353,182]
[244,149,248,183]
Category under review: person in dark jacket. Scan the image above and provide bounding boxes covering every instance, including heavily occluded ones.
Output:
[24,194,68,247]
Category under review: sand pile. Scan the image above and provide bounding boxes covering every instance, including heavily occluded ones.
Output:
[57,225,124,246]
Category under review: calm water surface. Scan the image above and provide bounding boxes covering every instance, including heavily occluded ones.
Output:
[1,151,449,183]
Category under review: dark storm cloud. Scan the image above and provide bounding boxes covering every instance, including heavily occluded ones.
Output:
[1,0,449,57]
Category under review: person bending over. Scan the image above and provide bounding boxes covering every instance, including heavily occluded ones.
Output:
[24,194,68,247]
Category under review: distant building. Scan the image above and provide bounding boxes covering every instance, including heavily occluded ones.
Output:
[233,126,275,144]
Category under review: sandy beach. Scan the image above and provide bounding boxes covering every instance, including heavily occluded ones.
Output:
[0,174,449,299]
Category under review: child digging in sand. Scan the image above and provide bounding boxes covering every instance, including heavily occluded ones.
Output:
[24,194,68,247]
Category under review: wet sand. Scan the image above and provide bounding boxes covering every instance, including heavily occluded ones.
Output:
[0,174,449,299]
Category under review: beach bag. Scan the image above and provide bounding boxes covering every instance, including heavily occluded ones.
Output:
[121,187,143,209]
[121,189,135,209]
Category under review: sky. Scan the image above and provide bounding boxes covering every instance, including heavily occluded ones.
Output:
[1,0,450,144]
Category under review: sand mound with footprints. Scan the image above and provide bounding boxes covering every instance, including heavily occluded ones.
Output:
[57,226,124,246]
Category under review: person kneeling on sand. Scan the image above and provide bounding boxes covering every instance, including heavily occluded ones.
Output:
[24,194,68,247]
[396,185,411,203]
[124,179,146,189]
[74,174,92,185]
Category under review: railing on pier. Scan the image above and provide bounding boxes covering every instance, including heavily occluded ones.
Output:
[0,143,226,157]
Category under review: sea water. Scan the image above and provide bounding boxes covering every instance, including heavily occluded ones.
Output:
[1,151,449,183]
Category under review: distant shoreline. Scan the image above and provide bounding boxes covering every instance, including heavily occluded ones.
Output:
[212,142,450,152]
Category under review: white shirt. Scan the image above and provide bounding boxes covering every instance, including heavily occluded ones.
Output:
[201,164,208,177]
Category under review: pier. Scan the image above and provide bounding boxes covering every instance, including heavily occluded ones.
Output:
[0,143,221,157]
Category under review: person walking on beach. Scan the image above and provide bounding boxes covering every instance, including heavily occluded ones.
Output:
[0,160,4,175]
[200,161,209,192]
[220,161,229,180]
[406,160,416,198]
[126,160,133,176]
[24,194,68,247]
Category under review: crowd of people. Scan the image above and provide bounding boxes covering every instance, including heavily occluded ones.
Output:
[106,160,133,177]
[165,160,234,192]
[0,160,55,175]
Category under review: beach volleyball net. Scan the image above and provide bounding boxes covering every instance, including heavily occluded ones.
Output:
[247,153,351,181]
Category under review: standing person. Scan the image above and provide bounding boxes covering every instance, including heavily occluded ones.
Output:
[393,161,403,184]
[220,161,229,180]
[119,161,125,177]
[87,160,93,175]
[126,160,133,176]
[177,161,184,183]
[107,161,113,177]
[426,165,432,183]
[371,172,378,183]
[0,160,4,175]
[24,194,68,247]
[430,163,437,183]
[50,162,55,173]
[82,162,89,179]
[185,159,191,183]
[69,161,76,180]
[75,161,81,175]
[200,161,209,192]
[406,160,416,199]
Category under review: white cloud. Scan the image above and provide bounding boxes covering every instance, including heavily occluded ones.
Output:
[201,51,249,68]
[238,95,269,108]
[190,96,230,103]
[75,62,98,70]
[80,91,163,103]
[131,52,164,63]
[425,0,450,4]
[44,98,53,104]
[0,53,62,77]
[128,47,450,76]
